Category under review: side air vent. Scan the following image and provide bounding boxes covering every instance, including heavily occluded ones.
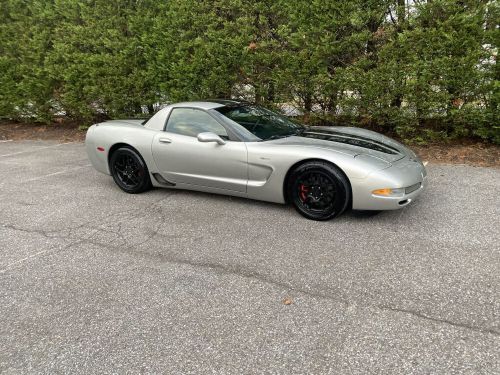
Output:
[152,173,176,186]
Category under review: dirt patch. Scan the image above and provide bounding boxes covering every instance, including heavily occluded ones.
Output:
[413,142,499,168]
[1,120,498,167]
[0,120,85,142]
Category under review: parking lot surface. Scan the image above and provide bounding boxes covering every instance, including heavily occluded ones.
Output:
[0,140,499,374]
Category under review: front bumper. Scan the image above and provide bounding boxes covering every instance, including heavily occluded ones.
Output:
[351,157,427,210]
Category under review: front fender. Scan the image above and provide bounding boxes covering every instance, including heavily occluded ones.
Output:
[245,143,389,204]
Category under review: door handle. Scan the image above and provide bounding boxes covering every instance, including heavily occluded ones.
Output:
[159,138,172,144]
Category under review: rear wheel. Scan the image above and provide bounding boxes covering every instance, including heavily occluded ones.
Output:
[109,147,152,194]
[287,161,350,221]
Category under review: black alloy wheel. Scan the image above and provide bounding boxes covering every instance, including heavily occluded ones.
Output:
[288,161,350,220]
[109,147,152,194]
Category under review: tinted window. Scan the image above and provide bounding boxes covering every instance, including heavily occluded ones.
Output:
[166,108,228,139]
[216,105,303,140]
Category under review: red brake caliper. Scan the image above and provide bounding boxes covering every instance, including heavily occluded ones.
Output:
[299,184,309,201]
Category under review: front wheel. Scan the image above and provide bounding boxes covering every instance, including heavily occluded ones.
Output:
[109,147,152,194]
[287,161,350,221]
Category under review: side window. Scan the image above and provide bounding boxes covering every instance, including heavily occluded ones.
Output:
[166,108,228,139]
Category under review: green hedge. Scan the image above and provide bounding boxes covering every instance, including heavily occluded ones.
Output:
[0,0,498,143]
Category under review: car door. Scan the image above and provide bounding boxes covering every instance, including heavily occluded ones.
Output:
[151,107,248,193]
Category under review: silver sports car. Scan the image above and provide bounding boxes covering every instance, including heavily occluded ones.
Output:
[86,100,426,220]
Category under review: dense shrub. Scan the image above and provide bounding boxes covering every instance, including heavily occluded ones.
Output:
[0,0,498,143]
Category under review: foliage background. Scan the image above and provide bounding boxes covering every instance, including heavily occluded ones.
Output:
[0,0,498,143]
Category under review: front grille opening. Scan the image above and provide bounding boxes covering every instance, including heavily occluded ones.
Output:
[405,182,421,194]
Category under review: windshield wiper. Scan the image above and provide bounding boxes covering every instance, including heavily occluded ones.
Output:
[265,134,290,141]
[262,127,306,141]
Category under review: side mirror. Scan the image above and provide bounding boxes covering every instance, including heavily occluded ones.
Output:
[197,132,226,145]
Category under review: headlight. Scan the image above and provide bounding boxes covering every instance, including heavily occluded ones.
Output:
[372,188,405,197]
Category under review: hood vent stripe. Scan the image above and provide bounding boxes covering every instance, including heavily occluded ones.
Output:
[303,131,400,155]
[312,130,401,153]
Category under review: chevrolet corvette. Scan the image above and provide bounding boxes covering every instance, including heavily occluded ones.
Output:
[86,100,426,220]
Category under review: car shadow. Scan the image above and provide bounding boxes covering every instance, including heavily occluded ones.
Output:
[348,210,383,219]
[149,187,390,220]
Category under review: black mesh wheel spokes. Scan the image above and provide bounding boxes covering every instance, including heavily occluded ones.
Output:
[296,171,336,213]
[113,153,143,188]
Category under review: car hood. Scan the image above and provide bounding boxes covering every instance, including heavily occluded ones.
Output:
[269,126,413,163]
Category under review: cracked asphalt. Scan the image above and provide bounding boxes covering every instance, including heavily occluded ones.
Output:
[0,140,499,374]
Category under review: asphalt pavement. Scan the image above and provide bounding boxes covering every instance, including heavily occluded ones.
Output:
[0,140,499,374]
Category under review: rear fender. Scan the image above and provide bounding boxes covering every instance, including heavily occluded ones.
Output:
[85,122,160,177]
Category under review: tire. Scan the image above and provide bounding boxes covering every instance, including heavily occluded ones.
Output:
[109,147,152,194]
[287,161,350,221]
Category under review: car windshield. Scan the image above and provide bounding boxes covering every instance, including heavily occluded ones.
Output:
[215,105,304,141]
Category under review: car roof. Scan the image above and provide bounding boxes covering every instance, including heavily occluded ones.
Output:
[144,99,256,132]
[167,99,251,110]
